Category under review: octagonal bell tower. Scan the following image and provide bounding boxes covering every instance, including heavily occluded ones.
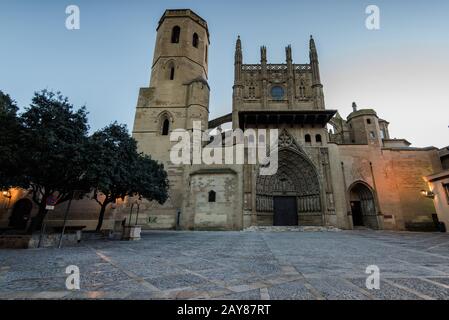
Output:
[132,9,210,230]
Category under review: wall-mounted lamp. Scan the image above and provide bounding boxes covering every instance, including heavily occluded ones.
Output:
[2,190,11,199]
[420,190,435,199]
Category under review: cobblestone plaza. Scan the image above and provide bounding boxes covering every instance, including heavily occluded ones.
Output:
[1,230,449,300]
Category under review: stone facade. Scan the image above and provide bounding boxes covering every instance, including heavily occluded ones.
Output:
[0,9,444,233]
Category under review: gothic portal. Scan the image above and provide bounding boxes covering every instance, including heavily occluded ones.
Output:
[256,131,323,226]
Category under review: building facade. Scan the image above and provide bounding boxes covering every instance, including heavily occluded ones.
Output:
[0,9,445,233]
[129,9,443,232]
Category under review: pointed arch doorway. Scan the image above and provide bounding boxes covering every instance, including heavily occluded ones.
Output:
[349,182,379,229]
[256,146,323,226]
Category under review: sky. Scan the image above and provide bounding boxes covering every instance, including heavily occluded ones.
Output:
[0,0,448,148]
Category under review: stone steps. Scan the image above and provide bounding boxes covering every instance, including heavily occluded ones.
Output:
[243,226,341,232]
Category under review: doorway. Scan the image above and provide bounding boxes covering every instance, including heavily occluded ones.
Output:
[351,201,364,226]
[349,182,379,229]
[273,196,298,226]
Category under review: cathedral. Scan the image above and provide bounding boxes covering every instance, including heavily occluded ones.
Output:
[130,9,443,231]
[0,9,446,233]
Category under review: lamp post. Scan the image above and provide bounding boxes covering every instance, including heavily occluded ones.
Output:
[58,190,82,249]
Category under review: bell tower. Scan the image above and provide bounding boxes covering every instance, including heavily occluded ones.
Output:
[131,9,210,229]
[133,9,210,158]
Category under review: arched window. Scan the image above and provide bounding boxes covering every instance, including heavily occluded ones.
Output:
[305,134,311,144]
[171,26,180,43]
[315,134,322,144]
[169,67,175,80]
[162,119,170,136]
[192,33,199,48]
[208,190,216,203]
[299,81,306,98]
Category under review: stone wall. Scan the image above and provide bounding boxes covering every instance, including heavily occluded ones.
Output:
[334,143,442,231]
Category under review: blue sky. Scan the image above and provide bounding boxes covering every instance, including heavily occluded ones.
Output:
[0,0,448,147]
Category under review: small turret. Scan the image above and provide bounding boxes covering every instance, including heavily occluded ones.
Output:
[234,36,242,83]
[261,46,267,64]
[309,35,324,109]
[309,35,321,86]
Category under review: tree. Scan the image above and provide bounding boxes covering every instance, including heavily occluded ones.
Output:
[131,154,169,205]
[0,91,25,189]
[19,90,91,232]
[86,123,137,231]
[86,123,169,231]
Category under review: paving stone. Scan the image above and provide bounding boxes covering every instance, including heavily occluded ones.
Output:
[346,278,421,300]
[306,277,369,300]
[389,278,449,300]
[268,280,315,300]
[427,277,449,287]
[145,274,208,290]
[215,289,262,300]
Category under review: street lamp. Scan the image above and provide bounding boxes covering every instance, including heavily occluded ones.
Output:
[420,190,435,199]
[2,190,12,209]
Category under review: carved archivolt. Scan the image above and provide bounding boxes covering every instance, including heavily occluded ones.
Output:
[256,130,322,214]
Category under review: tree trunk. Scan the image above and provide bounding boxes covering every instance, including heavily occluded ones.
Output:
[95,203,108,232]
[27,202,48,234]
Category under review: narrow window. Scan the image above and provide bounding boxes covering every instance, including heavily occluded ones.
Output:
[316,134,322,143]
[162,119,170,136]
[192,33,199,48]
[170,67,175,80]
[305,134,311,143]
[171,26,180,43]
[208,190,216,203]
[367,118,372,124]
[205,45,208,63]
[443,183,449,203]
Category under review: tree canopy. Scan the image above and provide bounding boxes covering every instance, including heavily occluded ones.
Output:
[19,90,92,231]
[0,91,23,189]
[0,89,169,233]
[86,123,169,231]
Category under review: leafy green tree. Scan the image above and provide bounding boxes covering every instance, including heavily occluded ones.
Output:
[86,123,169,231]
[132,154,169,205]
[0,91,24,189]
[19,90,91,232]
[86,123,138,231]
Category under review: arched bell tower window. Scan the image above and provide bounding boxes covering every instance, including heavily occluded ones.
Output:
[171,26,180,44]
[192,33,199,48]
[162,119,170,136]
[208,190,216,203]
[315,134,322,144]
[169,67,175,80]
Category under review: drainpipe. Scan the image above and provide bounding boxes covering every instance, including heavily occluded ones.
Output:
[369,162,383,229]
[341,162,352,228]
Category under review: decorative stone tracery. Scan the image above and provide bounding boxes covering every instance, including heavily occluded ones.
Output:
[256,130,322,219]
